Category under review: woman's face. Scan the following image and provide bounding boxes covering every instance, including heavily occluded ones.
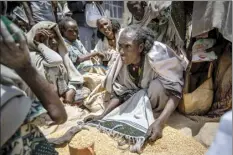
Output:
[127,1,145,21]
[63,21,78,42]
[35,28,59,52]
[118,32,144,65]
[97,18,114,39]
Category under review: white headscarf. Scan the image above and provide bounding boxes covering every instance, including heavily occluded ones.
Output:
[26,21,83,85]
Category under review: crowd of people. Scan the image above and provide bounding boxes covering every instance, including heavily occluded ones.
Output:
[0,1,232,155]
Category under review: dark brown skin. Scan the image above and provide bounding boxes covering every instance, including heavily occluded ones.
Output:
[127,1,147,21]
[61,21,104,64]
[84,31,180,142]
[34,28,76,104]
[0,21,67,124]
[22,2,36,28]
[97,17,115,40]
[97,17,116,50]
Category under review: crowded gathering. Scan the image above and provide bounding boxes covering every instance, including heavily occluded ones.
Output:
[0,1,232,155]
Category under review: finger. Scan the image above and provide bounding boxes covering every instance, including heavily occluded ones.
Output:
[148,131,158,142]
[84,116,92,122]
[9,22,26,49]
[146,126,152,139]
[0,20,14,43]
[149,131,162,142]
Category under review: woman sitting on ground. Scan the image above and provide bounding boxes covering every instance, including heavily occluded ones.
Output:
[26,21,90,105]
[84,25,188,153]
[93,17,121,68]
[58,17,105,74]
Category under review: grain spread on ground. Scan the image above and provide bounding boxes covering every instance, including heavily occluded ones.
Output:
[48,126,207,155]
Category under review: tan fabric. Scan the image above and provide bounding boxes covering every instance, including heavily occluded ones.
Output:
[91,29,122,68]
[103,41,187,98]
[26,21,83,98]
[83,74,107,112]
[208,45,232,116]
[178,62,214,115]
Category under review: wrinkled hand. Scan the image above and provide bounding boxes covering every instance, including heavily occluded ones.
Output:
[64,89,76,104]
[0,19,31,70]
[96,52,105,59]
[34,29,52,45]
[83,114,103,122]
[146,120,163,142]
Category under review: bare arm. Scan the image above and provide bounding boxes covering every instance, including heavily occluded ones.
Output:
[146,95,180,141]
[16,65,67,124]
[100,98,121,117]
[22,2,35,26]
[0,18,67,124]
[84,98,121,122]
[51,1,58,22]
[77,52,104,64]
[157,96,179,124]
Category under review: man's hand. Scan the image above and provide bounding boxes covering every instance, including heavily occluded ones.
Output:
[146,120,163,142]
[0,19,31,70]
[64,89,76,104]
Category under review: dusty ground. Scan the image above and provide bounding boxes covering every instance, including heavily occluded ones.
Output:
[52,126,207,155]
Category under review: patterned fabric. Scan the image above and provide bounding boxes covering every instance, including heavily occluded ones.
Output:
[0,101,56,155]
[1,124,58,155]
[64,38,93,73]
[25,100,47,123]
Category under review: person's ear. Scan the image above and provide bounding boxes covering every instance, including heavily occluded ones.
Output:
[138,43,144,53]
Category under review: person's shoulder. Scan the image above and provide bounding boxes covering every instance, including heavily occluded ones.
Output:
[153,41,168,49]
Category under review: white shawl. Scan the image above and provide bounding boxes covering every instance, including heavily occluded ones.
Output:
[26,21,83,97]
[103,41,187,96]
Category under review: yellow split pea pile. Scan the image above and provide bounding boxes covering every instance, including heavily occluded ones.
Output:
[49,126,207,155]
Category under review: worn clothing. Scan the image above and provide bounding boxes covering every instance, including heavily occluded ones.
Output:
[104,41,187,100]
[89,41,186,152]
[126,1,187,58]
[192,1,232,42]
[0,65,55,154]
[68,1,105,51]
[1,124,58,155]
[64,38,93,72]
[92,30,121,68]
[29,1,56,23]
[26,21,84,100]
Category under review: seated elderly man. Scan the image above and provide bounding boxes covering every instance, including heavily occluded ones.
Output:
[84,25,188,153]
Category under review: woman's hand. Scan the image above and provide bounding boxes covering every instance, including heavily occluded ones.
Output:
[83,114,104,122]
[146,120,163,142]
[0,19,31,70]
[64,89,76,104]
[96,52,105,59]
